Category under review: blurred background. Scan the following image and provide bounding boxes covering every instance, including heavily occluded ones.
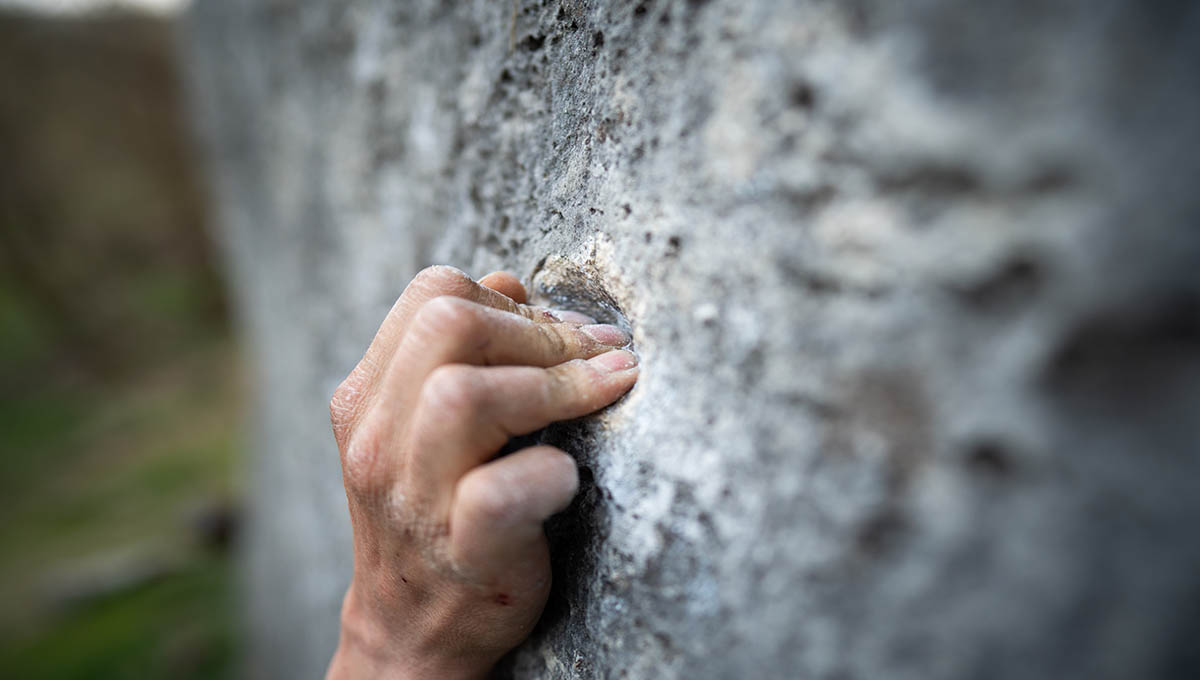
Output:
[0,0,242,677]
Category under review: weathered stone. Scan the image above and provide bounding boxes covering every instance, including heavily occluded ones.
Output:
[181,1,1200,678]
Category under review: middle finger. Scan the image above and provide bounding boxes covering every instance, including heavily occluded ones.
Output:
[382,295,630,412]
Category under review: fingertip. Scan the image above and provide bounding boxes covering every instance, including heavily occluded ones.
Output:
[447,446,580,570]
[589,348,639,373]
[511,446,579,517]
[478,271,528,304]
[546,447,580,504]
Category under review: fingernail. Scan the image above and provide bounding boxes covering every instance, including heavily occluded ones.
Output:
[548,308,597,324]
[581,324,631,346]
[591,349,638,372]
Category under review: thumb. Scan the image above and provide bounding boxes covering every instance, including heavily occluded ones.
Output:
[477,271,528,304]
[448,446,578,581]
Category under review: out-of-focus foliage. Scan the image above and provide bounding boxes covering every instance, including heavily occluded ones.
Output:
[0,7,224,383]
[0,8,241,679]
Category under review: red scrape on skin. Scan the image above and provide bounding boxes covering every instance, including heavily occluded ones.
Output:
[493,593,512,606]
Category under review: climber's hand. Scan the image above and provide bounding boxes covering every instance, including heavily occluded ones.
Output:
[325,266,638,680]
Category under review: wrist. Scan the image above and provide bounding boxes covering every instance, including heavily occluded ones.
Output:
[326,584,491,680]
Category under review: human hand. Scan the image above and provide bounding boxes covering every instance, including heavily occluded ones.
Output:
[325,266,639,679]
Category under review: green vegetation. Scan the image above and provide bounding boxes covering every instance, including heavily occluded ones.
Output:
[0,8,243,678]
[0,282,244,680]
[2,555,236,680]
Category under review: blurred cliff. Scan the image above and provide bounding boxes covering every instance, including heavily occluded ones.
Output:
[183,1,1200,678]
[0,6,241,678]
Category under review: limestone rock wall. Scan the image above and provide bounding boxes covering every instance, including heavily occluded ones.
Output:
[182,1,1200,678]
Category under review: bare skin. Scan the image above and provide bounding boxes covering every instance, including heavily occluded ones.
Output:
[325,266,639,679]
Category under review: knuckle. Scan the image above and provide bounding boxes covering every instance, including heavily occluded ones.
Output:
[537,321,572,356]
[420,364,486,419]
[571,356,605,381]
[411,265,474,297]
[520,302,554,323]
[341,418,391,496]
[544,359,608,415]
[329,370,368,442]
[458,473,518,526]
[413,295,479,340]
[547,360,586,399]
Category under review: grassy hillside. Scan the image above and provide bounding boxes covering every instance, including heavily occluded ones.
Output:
[0,7,242,678]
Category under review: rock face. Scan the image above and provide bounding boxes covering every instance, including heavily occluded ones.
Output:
[182,1,1200,678]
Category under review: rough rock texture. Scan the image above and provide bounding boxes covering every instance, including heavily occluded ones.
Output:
[182,1,1200,678]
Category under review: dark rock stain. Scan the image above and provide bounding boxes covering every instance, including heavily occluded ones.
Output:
[963,438,1016,479]
[666,235,682,256]
[856,509,908,557]
[878,164,981,196]
[789,81,817,110]
[951,253,1044,311]
[521,34,545,51]
[776,255,841,296]
[1043,292,1200,415]
[1023,165,1076,194]
[825,370,933,492]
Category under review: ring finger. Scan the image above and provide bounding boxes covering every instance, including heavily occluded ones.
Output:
[404,349,639,512]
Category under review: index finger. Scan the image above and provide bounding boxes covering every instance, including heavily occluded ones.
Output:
[344,266,586,418]
[357,267,535,377]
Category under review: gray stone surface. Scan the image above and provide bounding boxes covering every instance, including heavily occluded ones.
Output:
[181,1,1200,678]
